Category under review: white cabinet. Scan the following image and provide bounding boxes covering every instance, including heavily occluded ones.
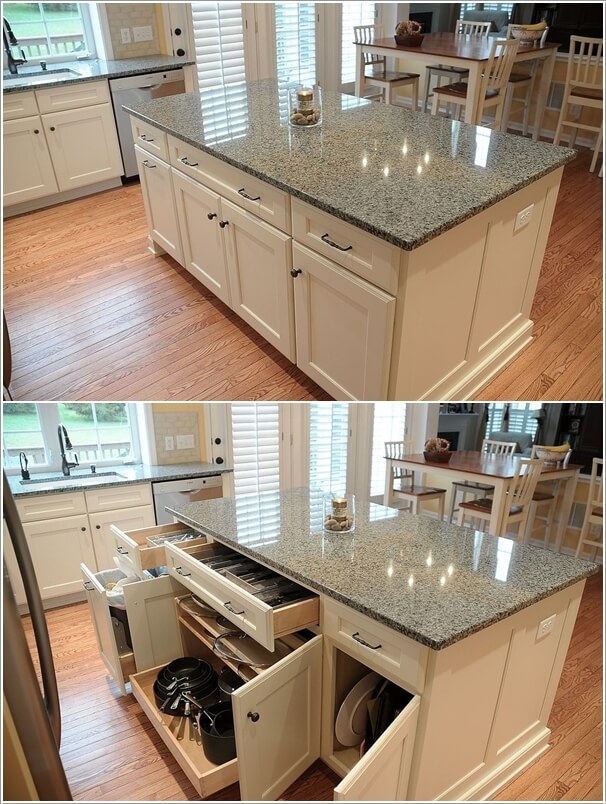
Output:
[3,115,58,205]
[3,520,28,607]
[43,103,123,191]
[135,145,183,263]
[89,505,156,573]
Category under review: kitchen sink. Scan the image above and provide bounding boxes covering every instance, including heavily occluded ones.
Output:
[20,471,126,486]
[3,68,82,87]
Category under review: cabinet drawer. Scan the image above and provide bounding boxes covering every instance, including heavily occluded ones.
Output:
[130,118,169,161]
[36,80,110,113]
[168,134,291,233]
[3,90,38,120]
[165,542,320,651]
[110,522,207,577]
[323,597,428,694]
[16,491,86,523]
[85,482,152,513]
[292,198,400,294]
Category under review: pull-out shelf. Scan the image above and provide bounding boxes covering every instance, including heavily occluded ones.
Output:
[110,521,207,577]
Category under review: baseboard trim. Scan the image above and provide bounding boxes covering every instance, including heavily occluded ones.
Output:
[3,178,123,218]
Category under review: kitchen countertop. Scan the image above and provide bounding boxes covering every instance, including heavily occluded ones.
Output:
[2,55,193,93]
[124,78,575,250]
[168,488,599,650]
[7,461,231,497]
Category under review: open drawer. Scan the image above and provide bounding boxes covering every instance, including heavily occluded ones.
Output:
[164,541,320,651]
[109,521,207,577]
[130,599,322,800]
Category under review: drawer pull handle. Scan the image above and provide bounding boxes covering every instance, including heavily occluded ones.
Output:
[238,187,261,201]
[247,711,260,722]
[83,582,95,592]
[142,160,156,169]
[116,545,129,555]
[180,156,199,167]
[321,233,353,252]
[207,212,218,220]
[290,268,302,278]
[224,601,245,615]
[352,632,382,650]
[140,134,154,142]
[219,220,229,228]
[175,566,192,577]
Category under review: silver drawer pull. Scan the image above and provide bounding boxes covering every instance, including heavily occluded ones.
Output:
[116,545,129,555]
[352,631,382,650]
[175,566,192,577]
[142,160,156,169]
[224,601,245,615]
[238,187,261,201]
[83,582,95,592]
[140,134,154,142]
[321,233,353,252]
[180,156,199,167]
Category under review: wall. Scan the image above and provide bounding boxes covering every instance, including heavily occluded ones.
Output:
[150,403,208,464]
[104,3,166,59]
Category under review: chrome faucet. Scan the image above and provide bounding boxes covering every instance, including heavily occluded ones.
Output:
[57,425,79,476]
[3,17,28,75]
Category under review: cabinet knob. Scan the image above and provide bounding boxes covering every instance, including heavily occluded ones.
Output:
[95,524,101,529]
[80,526,86,532]
[218,220,229,228]
[290,268,302,278]
[49,126,56,132]
[176,48,185,56]
[174,27,182,35]
[247,711,260,722]
[33,128,40,134]
[207,212,218,220]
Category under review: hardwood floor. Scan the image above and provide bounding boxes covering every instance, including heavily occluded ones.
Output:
[3,148,602,402]
[21,570,602,802]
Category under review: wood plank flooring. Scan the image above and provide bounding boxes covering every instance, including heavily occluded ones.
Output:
[21,570,602,802]
[3,148,602,402]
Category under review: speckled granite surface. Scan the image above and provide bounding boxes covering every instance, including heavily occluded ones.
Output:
[8,462,231,497]
[168,488,599,650]
[2,55,193,93]
[124,79,575,250]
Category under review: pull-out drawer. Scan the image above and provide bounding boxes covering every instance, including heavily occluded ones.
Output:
[130,118,169,162]
[110,521,207,577]
[165,542,319,651]
[323,597,428,694]
[292,197,400,294]
[168,134,291,233]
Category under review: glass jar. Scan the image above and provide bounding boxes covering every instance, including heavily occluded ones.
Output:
[323,492,355,533]
[288,85,322,127]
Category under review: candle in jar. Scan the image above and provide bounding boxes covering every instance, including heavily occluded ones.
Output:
[296,87,314,115]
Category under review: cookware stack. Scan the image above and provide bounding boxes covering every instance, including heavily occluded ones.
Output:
[153,657,219,717]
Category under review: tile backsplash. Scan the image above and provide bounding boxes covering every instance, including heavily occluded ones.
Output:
[153,411,200,464]
[106,3,161,59]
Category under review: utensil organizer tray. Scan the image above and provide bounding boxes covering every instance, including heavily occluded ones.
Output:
[110,521,207,577]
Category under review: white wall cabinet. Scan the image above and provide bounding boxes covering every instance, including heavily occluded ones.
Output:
[135,145,183,263]
[3,115,59,205]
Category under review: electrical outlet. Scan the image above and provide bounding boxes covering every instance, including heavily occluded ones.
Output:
[164,436,174,451]
[133,25,153,42]
[176,434,195,450]
[536,614,556,641]
[514,204,534,232]
[120,28,131,44]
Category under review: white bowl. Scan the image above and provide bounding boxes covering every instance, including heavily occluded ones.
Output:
[510,27,543,42]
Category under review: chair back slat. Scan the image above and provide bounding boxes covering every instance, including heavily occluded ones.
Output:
[482,438,517,457]
[509,458,544,508]
[482,38,520,94]
[566,36,603,89]
[354,24,386,68]
[456,19,492,37]
[589,458,604,509]
[384,440,412,460]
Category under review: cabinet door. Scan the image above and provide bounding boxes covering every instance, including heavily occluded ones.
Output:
[334,695,420,800]
[43,103,123,191]
[232,634,322,801]
[81,563,127,695]
[223,198,295,360]
[123,574,184,671]
[24,514,96,599]
[172,170,231,306]
[88,505,156,573]
[135,145,183,263]
[292,243,396,400]
[3,115,58,205]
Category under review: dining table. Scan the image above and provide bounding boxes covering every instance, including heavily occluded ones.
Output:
[354,32,559,136]
[384,449,582,549]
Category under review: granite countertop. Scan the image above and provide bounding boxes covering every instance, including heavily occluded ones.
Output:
[2,55,193,93]
[8,461,231,497]
[167,488,599,651]
[124,79,575,250]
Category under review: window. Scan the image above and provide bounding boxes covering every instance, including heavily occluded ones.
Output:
[459,3,514,18]
[274,2,317,88]
[2,403,140,473]
[2,2,94,62]
[369,403,407,497]
[230,403,281,496]
[341,2,377,86]
[485,403,543,440]
[308,403,350,494]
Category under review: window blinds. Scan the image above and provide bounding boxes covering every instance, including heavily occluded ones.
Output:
[308,403,350,494]
[485,403,542,438]
[341,2,377,85]
[230,403,281,497]
[274,2,317,88]
[370,403,407,497]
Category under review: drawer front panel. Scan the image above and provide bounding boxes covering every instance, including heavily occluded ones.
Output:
[323,597,427,694]
[130,118,169,161]
[292,198,400,294]
[36,80,110,113]
[85,483,152,513]
[17,491,87,522]
[3,91,39,120]
[110,521,203,577]
[168,135,291,233]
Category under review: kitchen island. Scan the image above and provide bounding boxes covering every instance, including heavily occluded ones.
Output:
[157,488,598,800]
[125,80,575,400]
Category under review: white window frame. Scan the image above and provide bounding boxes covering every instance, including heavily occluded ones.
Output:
[3,2,96,65]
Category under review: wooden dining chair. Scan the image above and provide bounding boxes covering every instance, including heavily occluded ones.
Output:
[421,19,492,113]
[500,25,550,135]
[431,38,519,128]
[457,458,544,539]
[447,438,518,524]
[354,24,420,108]
[553,36,603,172]
[574,458,603,559]
[522,445,572,549]
[384,440,447,519]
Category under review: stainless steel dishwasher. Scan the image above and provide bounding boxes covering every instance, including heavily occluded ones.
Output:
[109,68,186,178]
